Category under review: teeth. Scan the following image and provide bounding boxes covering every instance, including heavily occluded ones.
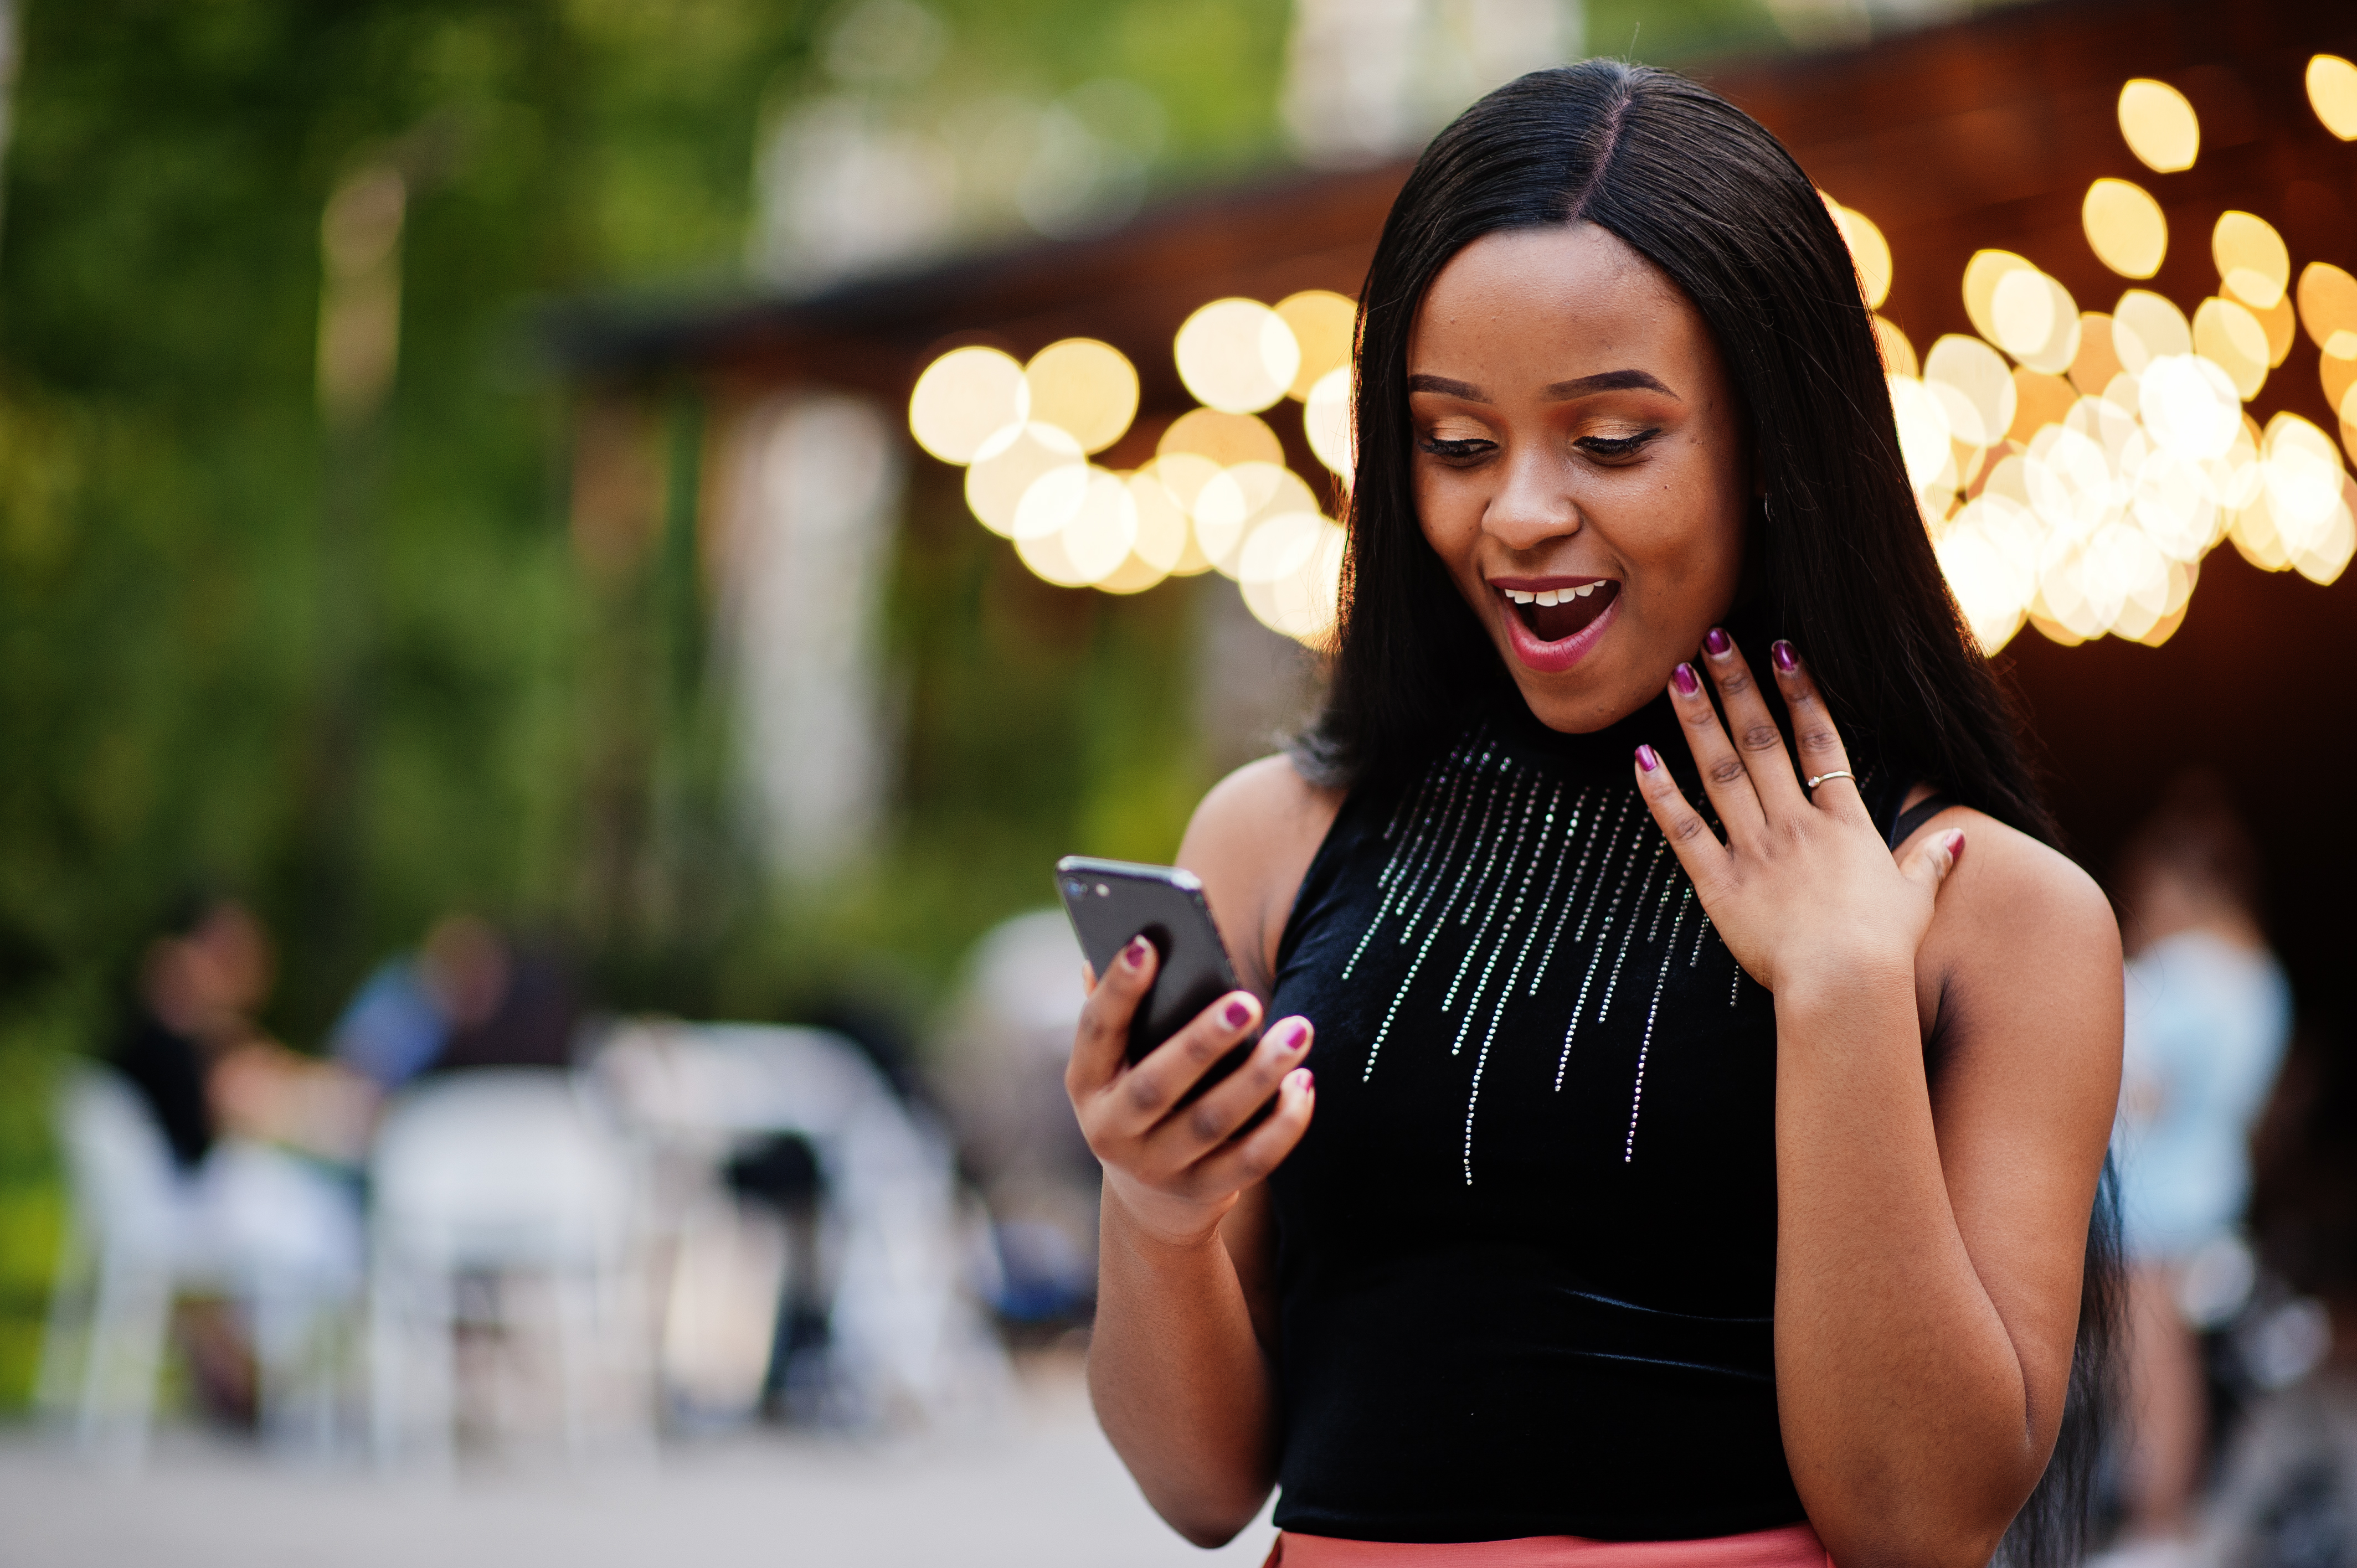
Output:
[1502,584,1612,605]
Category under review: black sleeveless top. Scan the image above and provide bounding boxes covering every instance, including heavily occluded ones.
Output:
[1265,686,1941,1544]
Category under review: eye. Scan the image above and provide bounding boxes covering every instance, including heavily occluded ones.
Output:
[1576,429,1660,462]
[1418,435,1496,463]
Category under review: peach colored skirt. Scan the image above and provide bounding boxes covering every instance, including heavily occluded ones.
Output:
[1265,1523,1830,1568]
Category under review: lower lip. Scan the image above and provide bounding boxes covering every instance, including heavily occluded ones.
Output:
[1499,590,1619,673]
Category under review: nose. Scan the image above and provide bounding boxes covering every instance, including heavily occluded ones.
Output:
[1481,445,1579,551]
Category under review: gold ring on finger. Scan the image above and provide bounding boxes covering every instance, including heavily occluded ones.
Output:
[1804,770,1855,790]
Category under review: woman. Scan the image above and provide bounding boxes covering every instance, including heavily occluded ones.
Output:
[1067,61,2123,1568]
[2107,776,2289,1557]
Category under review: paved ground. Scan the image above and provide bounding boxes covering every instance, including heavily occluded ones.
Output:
[0,1358,1277,1568]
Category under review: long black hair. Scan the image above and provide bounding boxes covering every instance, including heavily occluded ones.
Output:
[1301,60,2119,1566]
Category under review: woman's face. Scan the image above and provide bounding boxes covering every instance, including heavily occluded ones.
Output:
[1408,222,1751,733]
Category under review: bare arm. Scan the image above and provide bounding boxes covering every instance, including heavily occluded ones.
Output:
[1072,757,1340,1546]
[1638,637,2120,1568]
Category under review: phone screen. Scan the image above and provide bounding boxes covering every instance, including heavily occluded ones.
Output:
[1056,856,1249,1088]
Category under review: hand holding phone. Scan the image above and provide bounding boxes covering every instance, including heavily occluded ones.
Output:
[1057,856,1243,1071]
[1056,854,1319,1249]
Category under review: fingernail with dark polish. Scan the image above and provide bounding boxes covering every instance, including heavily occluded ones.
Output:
[1946,829,1967,862]
[1124,936,1151,968]
[1635,745,1661,773]
[1275,1018,1310,1051]
[1223,998,1254,1029]
[1704,627,1732,657]
[1772,641,1799,673]
[1288,1068,1314,1093]
[1671,663,1700,696]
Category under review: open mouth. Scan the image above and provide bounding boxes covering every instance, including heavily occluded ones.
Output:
[1497,579,1620,643]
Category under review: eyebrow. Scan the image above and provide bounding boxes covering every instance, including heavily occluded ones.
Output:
[1406,368,1679,402]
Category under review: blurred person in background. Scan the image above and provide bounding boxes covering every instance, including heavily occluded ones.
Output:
[113,894,378,1168]
[932,910,1100,1333]
[105,893,372,1422]
[2107,775,2294,1557]
[328,912,582,1089]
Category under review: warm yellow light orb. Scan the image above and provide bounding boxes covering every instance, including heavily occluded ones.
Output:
[1023,338,1139,455]
[1304,367,1355,480]
[2191,297,2269,400]
[1157,406,1285,470]
[1923,334,2017,450]
[2118,79,2199,173]
[909,345,1029,465]
[2296,262,2357,361]
[1238,512,1347,646]
[1194,461,1318,576]
[2111,290,2191,374]
[2309,54,2357,140]
[1274,291,1357,401]
[1175,298,1300,414]
[2212,212,2290,311]
[1821,195,1892,309]
[1887,374,1954,497]
[964,421,1084,537]
[1963,251,2036,348]
[1871,316,1918,380]
[2082,179,2166,279]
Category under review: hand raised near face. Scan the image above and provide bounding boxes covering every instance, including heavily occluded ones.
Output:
[1631,630,1963,999]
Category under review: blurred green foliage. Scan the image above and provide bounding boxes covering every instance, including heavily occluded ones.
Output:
[0,0,1793,1411]
[0,0,1267,1412]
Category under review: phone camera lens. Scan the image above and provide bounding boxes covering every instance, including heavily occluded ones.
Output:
[1063,879,1085,898]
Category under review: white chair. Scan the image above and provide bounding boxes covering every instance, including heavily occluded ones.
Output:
[366,1068,648,1467]
[589,1022,1011,1429]
[37,1066,361,1464]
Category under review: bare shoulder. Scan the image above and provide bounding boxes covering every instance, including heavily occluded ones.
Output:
[1177,755,1347,998]
[1903,803,2122,1085]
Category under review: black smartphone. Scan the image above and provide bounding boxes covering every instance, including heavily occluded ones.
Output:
[1056,855,1248,1084]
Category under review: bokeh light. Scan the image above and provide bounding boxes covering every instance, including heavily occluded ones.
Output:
[1964,251,2081,373]
[1872,316,1919,379]
[1022,338,1139,453]
[1823,195,1892,308]
[909,345,1029,463]
[964,421,1085,537]
[917,75,2352,651]
[1195,461,1319,577]
[2192,297,2269,399]
[2212,212,2291,311]
[2068,313,2124,395]
[1304,367,1354,479]
[2310,54,2357,140]
[1238,511,1346,644]
[1175,297,1300,414]
[1924,334,2016,448]
[1274,291,1356,400]
[2112,290,2193,374]
[1157,405,1285,470]
[1885,87,2355,657]
[2082,178,2167,278]
[2297,262,2357,359]
[2118,79,2200,173]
